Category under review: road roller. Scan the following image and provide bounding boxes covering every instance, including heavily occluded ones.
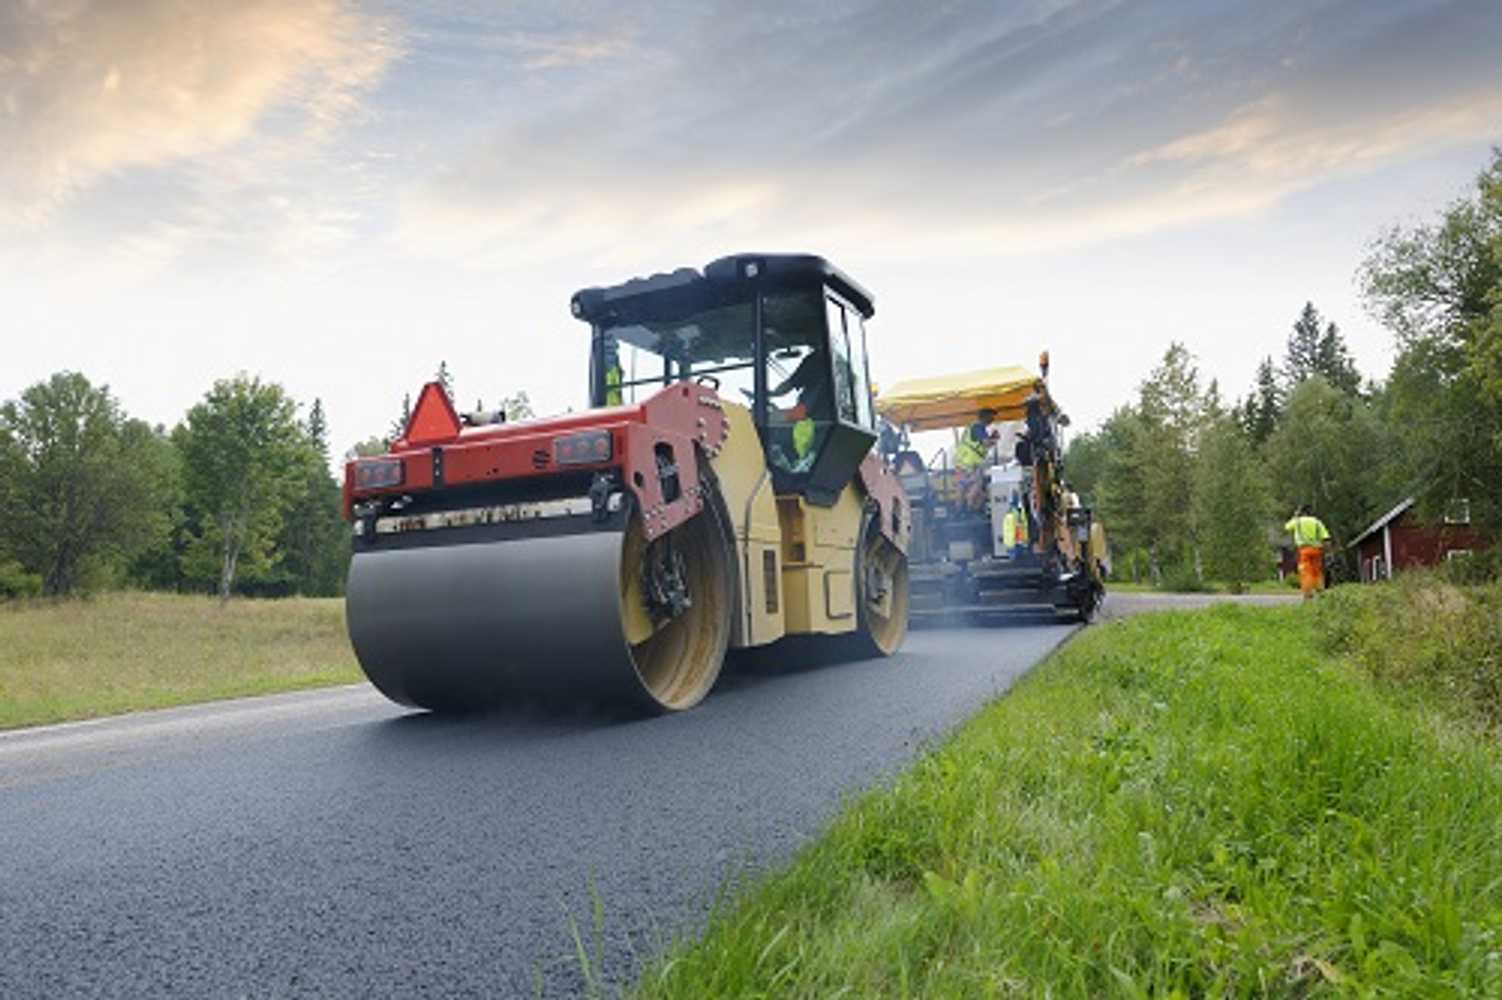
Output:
[342,253,911,712]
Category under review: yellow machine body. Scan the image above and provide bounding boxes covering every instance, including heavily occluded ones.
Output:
[707,401,875,644]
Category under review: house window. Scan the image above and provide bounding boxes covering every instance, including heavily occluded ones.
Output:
[1444,498,1471,524]
[1446,549,1472,562]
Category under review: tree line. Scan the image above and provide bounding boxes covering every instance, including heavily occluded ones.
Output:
[0,373,347,600]
[1065,146,1502,590]
[0,360,533,600]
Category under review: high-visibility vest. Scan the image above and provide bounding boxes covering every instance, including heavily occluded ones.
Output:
[1285,515,1329,548]
[955,435,988,470]
[1002,511,1017,547]
[604,366,623,406]
[1015,509,1029,544]
[792,417,816,458]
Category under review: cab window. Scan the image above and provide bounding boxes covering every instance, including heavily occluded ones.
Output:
[595,299,755,405]
[824,294,874,429]
[760,291,831,473]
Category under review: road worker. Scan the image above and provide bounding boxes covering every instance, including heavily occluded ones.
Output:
[602,338,624,405]
[1284,504,1331,598]
[956,408,997,509]
[1001,498,1029,559]
[760,344,830,472]
[768,344,831,417]
[877,416,903,462]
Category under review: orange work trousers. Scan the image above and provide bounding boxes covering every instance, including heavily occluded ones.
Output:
[1297,545,1324,596]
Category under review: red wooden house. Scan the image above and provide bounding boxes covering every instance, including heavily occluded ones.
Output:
[1349,497,1490,582]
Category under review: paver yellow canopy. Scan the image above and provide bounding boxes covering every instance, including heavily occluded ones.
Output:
[875,357,1106,621]
[875,365,1047,430]
[343,254,910,713]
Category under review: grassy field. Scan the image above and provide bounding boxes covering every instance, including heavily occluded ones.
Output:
[635,602,1502,997]
[0,592,360,730]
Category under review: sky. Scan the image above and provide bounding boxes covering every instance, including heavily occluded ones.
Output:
[3,0,1501,460]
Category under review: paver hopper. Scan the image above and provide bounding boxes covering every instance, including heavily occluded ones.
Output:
[343,254,910,712]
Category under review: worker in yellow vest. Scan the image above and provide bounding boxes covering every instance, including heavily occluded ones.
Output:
[956,409,996,509]
[602,338,624,405]
[1001,500,1029,559]
[1284,504,1331,598]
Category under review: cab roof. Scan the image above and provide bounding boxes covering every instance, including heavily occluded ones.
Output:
[570,253,874,327]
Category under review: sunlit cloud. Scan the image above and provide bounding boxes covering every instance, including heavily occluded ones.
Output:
[0,0,398,227]
[1131,90,1502,179]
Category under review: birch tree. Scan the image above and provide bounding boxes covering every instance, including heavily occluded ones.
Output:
[178,375,303,601]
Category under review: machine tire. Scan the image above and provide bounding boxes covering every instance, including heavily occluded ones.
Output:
[837,512,910,659]
[1068,581,1103,625]
[622,479,736,712]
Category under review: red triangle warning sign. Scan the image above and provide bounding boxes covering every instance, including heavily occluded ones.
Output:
[404,381,461,445]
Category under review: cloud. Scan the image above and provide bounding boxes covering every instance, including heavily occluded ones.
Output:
[393,0,1502,267]
[0,0,398,226]
[498,29,635,71]
[1130,90,1502,181]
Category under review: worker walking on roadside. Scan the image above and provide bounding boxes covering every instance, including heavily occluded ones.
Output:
[1285,504,1331,598]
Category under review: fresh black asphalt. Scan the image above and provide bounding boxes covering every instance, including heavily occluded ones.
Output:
[0,620,1074,998]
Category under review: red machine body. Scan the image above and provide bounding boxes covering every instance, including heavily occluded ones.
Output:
[344,381,730,543]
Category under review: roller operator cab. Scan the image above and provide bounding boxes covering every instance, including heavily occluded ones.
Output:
[343,254,910,714]
[578,254,883,505]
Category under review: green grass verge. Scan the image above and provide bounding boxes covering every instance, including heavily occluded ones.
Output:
[636,604,1502,997]
[0,592,360,730]
[1108,579,1296,595]
[1314,577,1502,731]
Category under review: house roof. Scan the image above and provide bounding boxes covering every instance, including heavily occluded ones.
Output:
[1348,496,1415,549]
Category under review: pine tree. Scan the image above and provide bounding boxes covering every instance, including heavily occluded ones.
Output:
[435,361,454,399]
[1241,356,1282,444]
[1284,302,1362,395]
[389,392,411,441]
[1315,322,1362,395]
[275,397,349,597]
[1284,302,1324,386]
[1203,378,1224,420]
[306,398,329,462]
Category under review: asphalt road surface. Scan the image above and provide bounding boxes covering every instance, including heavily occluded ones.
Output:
[1100,590,1300,620]
[0,619,1075,998]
